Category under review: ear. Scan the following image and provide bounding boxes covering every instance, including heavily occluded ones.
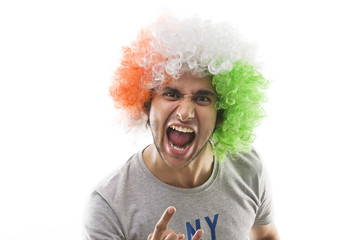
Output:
[143,97,153,127]
[215,109,224,127]
[143,97,152,115]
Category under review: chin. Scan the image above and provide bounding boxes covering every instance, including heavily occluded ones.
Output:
[162,141,207,170]
[161,150,195,170]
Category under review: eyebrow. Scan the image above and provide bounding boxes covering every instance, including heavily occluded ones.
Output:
[162,87,181,95]
[197,89,216,97]
[162,87,216,97]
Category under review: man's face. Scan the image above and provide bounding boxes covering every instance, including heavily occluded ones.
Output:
[148,73,218,169]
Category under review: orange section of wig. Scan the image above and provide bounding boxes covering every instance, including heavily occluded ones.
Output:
[109,29,160,121]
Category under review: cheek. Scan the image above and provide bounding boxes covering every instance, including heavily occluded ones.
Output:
[149,110,160,133]
[149,103,169,136]
[200,109,218,132]
[208,107,218,123]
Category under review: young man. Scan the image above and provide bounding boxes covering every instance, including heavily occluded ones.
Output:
[84,15,279,240]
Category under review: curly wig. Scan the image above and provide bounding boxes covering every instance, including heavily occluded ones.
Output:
[109,15,269,161]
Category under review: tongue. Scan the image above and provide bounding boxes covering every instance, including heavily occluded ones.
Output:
[168,129,194,146]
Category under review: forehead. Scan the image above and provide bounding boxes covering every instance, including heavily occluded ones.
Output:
[162,73,215,93]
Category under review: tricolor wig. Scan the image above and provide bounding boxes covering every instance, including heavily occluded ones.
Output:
[110,15,269,161]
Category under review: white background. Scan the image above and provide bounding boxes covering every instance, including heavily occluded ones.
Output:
[1,0,359,239]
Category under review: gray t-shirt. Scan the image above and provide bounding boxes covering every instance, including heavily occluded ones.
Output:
[83,149,273,240]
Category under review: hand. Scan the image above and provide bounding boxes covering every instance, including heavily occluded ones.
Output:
[148,206,203,240]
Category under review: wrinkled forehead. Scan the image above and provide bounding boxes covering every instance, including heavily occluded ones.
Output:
[156,72,215,93]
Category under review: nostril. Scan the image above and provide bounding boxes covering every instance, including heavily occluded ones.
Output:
[176,102,195,122]
[177,112,194,121]
[177,112,182,120]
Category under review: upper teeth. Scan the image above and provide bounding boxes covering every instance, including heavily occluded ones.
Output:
[170,125,194,133]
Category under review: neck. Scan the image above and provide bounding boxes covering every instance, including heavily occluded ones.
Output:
[143,142,214,188]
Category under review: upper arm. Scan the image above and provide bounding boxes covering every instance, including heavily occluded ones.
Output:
[83,192,125,240]
[250,222,279,240]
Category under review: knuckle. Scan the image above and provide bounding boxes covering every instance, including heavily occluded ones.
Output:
[155,223,166,233]
[165,232,178,240]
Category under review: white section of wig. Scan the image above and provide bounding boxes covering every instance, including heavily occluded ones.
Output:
[136,14,256,88]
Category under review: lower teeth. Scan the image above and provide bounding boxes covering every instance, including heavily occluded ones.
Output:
[169,141,188,151]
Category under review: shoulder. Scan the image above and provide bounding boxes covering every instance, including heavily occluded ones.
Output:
[84,152,144,239]
[224,147,264,176]
[219,147,268,196]
[93,152,143,204]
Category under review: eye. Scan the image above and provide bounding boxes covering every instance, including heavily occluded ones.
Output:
[196,96,210,102]
[162,92,180,100]
[195,96,212,105]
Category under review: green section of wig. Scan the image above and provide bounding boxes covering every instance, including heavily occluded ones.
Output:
[211,61,269,162]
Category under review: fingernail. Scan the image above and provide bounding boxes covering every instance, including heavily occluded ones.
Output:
[198,230,203,237]
[167,207,174,214]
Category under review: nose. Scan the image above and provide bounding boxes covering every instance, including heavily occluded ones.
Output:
[176,97,195,122]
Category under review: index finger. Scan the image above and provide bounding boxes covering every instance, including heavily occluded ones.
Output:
[191,229,204,240]
[151,206,176,240]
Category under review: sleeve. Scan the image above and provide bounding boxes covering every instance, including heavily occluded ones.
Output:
[83,191,125,240]
[254,164,274,226]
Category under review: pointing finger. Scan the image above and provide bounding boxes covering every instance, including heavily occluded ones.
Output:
[191,229,204,240]
[152,207,176,240]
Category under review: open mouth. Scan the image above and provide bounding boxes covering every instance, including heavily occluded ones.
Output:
[166,125,195,153]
